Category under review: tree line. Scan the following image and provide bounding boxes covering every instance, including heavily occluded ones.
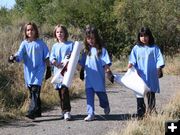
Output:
[0,0,179,58]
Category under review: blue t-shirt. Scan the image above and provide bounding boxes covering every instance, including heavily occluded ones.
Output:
[50,41,74,89]
[15,39,49,87]
[129,44,165,93]
[79,47,111,92]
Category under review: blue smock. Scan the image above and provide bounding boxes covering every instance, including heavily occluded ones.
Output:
[15,39,49,87]
[50,41,74,89]
[79,47,111,92]
[129,44,165,93]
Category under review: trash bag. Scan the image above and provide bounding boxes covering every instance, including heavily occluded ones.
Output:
[51,69,64,84]
[121,67,150,96]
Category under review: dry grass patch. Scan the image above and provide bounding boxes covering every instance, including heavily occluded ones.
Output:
[164,55,180,75]
[111,57,128,73]
[107,91,180,135]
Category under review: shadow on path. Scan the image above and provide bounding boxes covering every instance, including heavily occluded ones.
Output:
[0,120,37,128]
[32,113,137,123]
[72,113,137,121]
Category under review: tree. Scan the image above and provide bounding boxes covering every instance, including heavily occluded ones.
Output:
[113,0,180,56]
[0,7,12,27]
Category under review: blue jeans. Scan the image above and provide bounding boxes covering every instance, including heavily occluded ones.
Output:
[28,85,41,115]
[86,88,109,116]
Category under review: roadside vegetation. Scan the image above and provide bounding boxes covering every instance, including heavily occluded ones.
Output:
[106,89,180,135]
[0,0,179,122]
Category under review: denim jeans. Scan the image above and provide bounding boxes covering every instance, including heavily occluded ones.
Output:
[86,88,109,116]
[28,85,41,116]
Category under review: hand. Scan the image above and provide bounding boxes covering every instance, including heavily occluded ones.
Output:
[80,68,84,81]
[45,66,51,80]
[106,70,114,83]
[65,54,71,59]
[157,68,163,78]
[52,59,63,69]
[8,55,16,63]
[128,63,133,68]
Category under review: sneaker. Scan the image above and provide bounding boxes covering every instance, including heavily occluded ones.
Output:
[25,114,35,119]
[34,113,42,117]
[104,106,110,115]
[84,115,95,121]
[64,112,71,121]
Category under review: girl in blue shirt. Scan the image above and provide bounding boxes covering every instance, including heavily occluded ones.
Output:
[8,22,50,119]
[128,27,165,119]
[79,25,114,121]
[50,24,73,121]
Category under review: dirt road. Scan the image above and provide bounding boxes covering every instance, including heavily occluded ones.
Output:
[0,75,180,135]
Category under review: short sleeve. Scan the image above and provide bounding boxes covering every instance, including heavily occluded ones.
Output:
[15,41,25,62]
[78,51,86,67]
[155,46,165,68]
[101,48,111,66]
[50,45,57,62]
[43,41,50,60]
[129,46,137,65]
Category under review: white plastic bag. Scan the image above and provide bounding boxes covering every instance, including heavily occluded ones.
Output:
[51,41,83,86]
[62,41,83,87]
[121,67,150,96]
[51,58,69,84]
[113,74,123,85]
[51,68,64,84]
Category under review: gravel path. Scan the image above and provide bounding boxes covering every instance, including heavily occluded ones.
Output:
[0,75,180,135]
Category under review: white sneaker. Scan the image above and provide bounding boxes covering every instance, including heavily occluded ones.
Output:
[104,106,110,115]
[84,115,95,121]
[64,112,71,121]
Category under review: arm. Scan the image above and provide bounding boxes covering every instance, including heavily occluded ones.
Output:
[128,46,137,69]
[78,51,86,80]
[45,58,52,80]
[78,64,84,81]
[105,65,114,83]
[8,55,16,63]
[155,46,165,78]
[101,48,114,83]
[8,42,25,63]
[50,45,64,69]
[128,63,134,68]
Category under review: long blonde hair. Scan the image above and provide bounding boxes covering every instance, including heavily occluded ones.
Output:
[53,24,69,41]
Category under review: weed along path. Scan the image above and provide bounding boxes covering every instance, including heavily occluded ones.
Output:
[0,75,180,135]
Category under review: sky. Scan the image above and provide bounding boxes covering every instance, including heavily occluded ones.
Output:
[0,0,16,9]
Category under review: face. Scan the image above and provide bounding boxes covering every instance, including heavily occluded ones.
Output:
[26,25,35,40]
[56,27,65,42]
[86,35,95,46]
[140,34,149,45]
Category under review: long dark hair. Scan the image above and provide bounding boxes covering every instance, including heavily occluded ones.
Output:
[84,24,104,56]
[136,27,154,45]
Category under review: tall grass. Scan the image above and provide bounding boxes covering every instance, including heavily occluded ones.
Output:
[106,90,180,135]
[0,26,25,116]
[164,55,180,75]
[0,25,84,119]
